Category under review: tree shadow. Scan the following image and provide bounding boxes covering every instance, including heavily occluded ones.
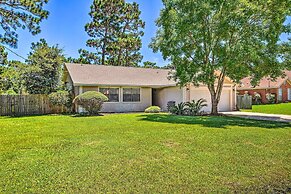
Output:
[137,114,291,129]
[70,114,104,117]
[0,113,74,119]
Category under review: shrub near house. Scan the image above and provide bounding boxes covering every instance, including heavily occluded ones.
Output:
[73,91,108,115]
[145,106,161,113]
[169,98,207,116]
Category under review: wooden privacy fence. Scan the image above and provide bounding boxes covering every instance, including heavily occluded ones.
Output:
[0,95,67,116]
[237,95,252,109]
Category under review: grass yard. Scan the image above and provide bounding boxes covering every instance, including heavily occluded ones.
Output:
[243,103,291,115]
[0,113,290,193]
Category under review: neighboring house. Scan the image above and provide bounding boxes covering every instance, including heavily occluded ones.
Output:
[238,71,291,104]
[64,63,236,113]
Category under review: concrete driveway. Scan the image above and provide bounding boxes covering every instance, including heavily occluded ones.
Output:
[221,111,291,123]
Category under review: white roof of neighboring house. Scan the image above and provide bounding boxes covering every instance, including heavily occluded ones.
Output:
[65,63,177,87]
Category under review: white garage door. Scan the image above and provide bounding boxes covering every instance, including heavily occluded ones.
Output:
[190,88,231,112]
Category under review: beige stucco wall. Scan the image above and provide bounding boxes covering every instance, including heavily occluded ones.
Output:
[189,86,234,112]
[83,86,99,92]
[75,84,234,113]
[79,86,152,113]
[155,87,184,111]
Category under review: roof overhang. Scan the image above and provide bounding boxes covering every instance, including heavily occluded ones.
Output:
[74,83,178,88]
[237,87,278,90]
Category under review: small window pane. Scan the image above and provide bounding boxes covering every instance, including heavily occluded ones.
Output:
[123,94,132,102]
[123,88,140,102]
[132,88,140,94]
[100,88,119,102]
[123,88,131,94]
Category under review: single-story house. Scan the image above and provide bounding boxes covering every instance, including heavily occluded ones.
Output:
[64,63,236,113]
[238,71,291,103]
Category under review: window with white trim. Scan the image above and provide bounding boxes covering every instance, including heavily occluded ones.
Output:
[288,88,291,101]
[99,88,119,102]
[278,88,283,102]
[123,88,140,102]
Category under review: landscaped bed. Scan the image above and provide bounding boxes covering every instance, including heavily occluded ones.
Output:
[0,113,290,193]
[242,103,291,115]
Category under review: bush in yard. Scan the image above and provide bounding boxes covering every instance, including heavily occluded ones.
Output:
[145,106,161,113]
[169,102,187,115]
[49,91,70,105]
[3,89,17,95]
[73,91,108,115]
[167,101,176,112]
[252,92,262,105]
[185,98,207,116]
[266,93,276,104]
[48,90,70,112]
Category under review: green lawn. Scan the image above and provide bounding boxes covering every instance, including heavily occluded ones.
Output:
[0,114,290,193]
[243,103,291,115]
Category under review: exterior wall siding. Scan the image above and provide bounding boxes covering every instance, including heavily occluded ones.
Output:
[69,80,234,113]
[83,86,99,92]
[81,86,152,113]
[155,87,184,111]
[189,86,233,112]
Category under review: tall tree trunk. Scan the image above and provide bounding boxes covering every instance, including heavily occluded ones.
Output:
[101,41,106,65]
[211,97,219,115]
[101,26,109,65]
[208,85,219,115]
[117,22,128,66]
[208,70,226,115]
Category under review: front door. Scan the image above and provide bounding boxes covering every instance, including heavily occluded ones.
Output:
[288,88,291,101]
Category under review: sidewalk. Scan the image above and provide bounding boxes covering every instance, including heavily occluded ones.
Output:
[221,111,291,123]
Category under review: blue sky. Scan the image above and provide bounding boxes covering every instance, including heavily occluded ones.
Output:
[6,1,291,66]
[7,0,167,66]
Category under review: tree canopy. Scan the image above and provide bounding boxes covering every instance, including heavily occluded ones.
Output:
[80,0,145,66]
[0,60,27,94]
[151,0,291,114]
[0,0,49,48]
[142,61,159,68]
[24,39,65,94]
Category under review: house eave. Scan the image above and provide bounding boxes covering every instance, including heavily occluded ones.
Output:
[237,87,278,90]
[73,83,178,88]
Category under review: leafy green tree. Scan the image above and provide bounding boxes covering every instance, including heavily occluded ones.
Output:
[0,46,8,65]
[0,0,49,48]
[151,0,291,114]
[142,61,158,68]
[0,60,27,94]
[0,46,8,93]
[280,38,291,69]
[66,50,95,64]
[24,39,65,94]
[81,0,145,66]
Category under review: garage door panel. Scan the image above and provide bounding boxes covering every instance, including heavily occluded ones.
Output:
[190,88,231,112]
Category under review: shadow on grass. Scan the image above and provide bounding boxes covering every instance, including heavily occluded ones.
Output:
[138,114,291,129]
[0,113,75,119]
[70,114,104,117]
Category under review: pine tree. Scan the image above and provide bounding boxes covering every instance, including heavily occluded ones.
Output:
[0,0,49,48]
[81,0,144,66]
